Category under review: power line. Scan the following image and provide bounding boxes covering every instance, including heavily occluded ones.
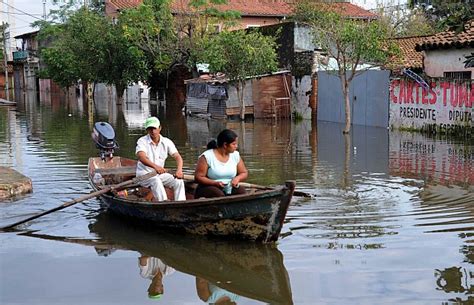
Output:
[0,10,34,26]
[0,0,44,21]
[0,10,42,16]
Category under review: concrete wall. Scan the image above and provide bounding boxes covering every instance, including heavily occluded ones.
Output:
[294,24,316,52]
[389,78,473,131]
[292,75,312,119]
[424,48,474,79]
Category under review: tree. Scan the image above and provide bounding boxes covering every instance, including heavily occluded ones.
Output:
[38,8,148,103]
[118,0,240,102]
[174,0,241,69]
[118,0,176,100]
[195,30,278,120]
[408,0,473,32]
[374,1,435,37]
[293,1,399,134]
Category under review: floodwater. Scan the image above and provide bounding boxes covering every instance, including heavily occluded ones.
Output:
[1,89,474,305]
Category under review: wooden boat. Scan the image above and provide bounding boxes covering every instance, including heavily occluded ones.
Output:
[88,156,295,243]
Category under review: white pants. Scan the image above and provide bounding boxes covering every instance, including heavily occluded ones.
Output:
[139,173,186,201]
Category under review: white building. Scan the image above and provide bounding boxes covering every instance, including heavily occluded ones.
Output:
[351,0,407,10]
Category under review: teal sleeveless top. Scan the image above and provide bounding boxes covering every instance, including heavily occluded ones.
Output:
[201,149,241,195]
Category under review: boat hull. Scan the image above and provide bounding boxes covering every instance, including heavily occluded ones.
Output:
[89,157,295,242]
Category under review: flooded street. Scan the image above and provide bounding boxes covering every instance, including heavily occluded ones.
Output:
[1,91,474,305]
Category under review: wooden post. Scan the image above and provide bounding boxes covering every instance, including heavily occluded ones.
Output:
[2,23,9,100]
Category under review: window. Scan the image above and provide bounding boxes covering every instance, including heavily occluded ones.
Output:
[443,71,472,80]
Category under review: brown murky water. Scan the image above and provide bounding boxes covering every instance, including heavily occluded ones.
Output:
[1,90,473,305]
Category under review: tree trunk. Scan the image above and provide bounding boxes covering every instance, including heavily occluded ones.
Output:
[341,77,351,134]
[116,84,125,105]
[149,89,157,102]
[342,132,351,188]
[238,81,246,120]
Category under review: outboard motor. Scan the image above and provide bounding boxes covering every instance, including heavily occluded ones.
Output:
[92,122,119,160]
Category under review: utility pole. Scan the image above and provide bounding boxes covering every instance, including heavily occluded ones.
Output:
[43,0,47,20]
[1,22,9,100]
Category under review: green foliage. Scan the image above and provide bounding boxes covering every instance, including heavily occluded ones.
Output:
[119,0,175,73]
[196,30,278,83]
[38,8,148,95]
[408,0,473,32]
[195,29,278,119]
[375,4,436,38]
[176,0,241,72]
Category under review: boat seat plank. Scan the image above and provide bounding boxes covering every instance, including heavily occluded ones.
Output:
[96,166,136,176]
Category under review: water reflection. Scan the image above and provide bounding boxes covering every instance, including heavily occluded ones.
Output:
[138,255,175,299]
[435,266,474,304]
[88,214,294,305]
[19,213,293,305]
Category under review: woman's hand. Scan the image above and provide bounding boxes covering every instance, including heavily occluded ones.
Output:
[215,181,225,188]
[231,177,240,188]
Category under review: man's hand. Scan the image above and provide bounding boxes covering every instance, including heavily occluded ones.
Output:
[175,169,184,179]
[155,166,167,174]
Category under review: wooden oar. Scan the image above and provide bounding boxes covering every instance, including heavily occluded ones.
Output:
[1,171,157,231]
[182,174,315,198]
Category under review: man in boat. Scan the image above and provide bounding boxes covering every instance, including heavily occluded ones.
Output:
[138,255,175,299]
[136,117,186,201]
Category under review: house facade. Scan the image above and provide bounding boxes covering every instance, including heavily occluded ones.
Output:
[415,21,474,80]
[12,30,40,93]
[388,22,474,136]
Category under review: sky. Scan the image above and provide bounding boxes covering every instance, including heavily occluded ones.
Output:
[1,0,53,35]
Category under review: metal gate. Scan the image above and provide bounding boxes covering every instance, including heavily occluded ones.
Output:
[317,70,390,128]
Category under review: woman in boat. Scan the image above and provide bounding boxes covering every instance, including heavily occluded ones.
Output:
[194,129,248,198]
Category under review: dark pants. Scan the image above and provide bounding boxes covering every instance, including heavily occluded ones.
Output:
[194,184,246,199]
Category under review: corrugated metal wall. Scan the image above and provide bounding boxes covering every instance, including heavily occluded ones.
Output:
[209,99,227,118]
[186,97,208,114]
[317,70,390,128]
[252,74,291,119]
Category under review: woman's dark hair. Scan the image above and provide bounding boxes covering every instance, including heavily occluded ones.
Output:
[207,129,238,149]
